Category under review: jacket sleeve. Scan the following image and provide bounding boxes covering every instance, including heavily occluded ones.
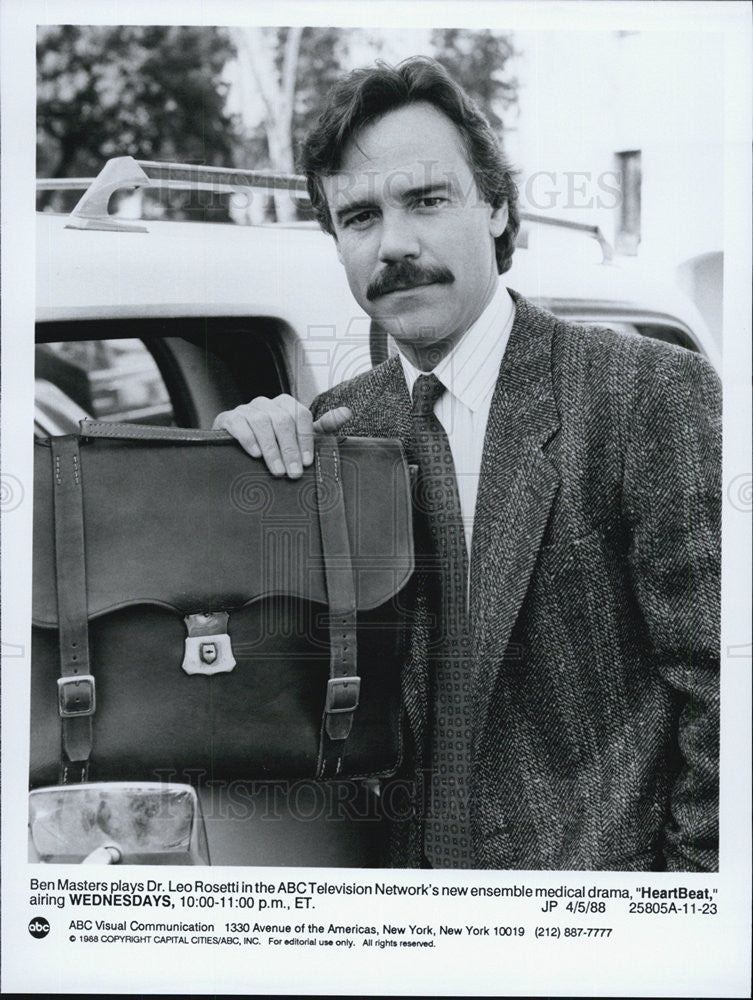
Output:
[622,344,721,871]
[310,392,327,422]
[311,387,348,423]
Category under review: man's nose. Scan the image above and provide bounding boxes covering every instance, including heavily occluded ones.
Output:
[377,209,420,263]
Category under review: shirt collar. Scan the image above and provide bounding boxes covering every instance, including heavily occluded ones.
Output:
[399,281,514,411]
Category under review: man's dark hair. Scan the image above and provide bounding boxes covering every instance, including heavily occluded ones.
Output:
[299,56,520,274]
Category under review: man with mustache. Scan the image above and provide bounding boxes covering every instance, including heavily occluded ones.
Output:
[214,57,720,871]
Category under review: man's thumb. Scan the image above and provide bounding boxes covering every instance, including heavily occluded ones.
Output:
[313,406,352,433]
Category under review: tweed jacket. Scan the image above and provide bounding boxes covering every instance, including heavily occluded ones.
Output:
[312,290,721,872]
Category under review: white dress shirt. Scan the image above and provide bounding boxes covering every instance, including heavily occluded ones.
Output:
[399,280,515,558]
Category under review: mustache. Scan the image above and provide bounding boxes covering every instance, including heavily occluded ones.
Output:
[366,261,455,301]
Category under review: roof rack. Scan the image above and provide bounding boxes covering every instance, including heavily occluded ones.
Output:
[54,156,309,233]
[518,211,613,263]
[42,155,614,260]
[36,177,95,191]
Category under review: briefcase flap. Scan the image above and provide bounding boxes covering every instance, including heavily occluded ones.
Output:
[32,429,414,627]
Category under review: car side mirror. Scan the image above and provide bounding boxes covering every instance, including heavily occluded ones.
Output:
[28,782,210,865]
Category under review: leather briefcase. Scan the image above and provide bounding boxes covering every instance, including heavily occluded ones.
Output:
[30,422,414,787]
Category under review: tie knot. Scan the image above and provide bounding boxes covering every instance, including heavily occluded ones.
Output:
[412,373,446,416]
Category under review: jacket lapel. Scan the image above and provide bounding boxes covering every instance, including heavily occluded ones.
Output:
[469,292,561,747]
[342,354,414,445]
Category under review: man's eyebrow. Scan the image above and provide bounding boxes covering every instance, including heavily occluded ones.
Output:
[333,181,455,225]
[402,181,454,199]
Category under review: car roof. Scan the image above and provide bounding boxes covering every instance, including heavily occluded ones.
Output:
[36,210,719,372]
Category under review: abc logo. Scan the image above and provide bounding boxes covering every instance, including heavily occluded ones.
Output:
[28,916,50,939]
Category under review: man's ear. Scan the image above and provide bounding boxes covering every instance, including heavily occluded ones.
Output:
[489,201,509,239]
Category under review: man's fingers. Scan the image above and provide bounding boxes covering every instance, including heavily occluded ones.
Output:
[276,395,315,472]
[214,398,350,478]
[242,410,283,476]
[213,410,262,458]
[215,396,312,477]
[295,406,315,467]
[266,407,304,477]
[313,406,352,434]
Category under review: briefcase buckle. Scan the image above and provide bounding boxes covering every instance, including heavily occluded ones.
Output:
[57,674,96,717]
[325,676,361,714]
[182,612,236,676]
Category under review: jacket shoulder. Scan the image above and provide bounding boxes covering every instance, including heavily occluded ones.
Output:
[508,289,715,389]
[543,306,720,414]
[508,294,721,478]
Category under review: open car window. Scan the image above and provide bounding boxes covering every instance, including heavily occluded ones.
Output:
[35,319,292,436]
[35,339,174,435]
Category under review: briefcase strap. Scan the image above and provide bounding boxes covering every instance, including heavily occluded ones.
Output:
[315,436,359,778]
[51,436,94,783]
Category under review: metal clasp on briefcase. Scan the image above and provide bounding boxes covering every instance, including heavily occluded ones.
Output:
[325,676,361,714]
[57,674,96,717]
[181,612,236,676]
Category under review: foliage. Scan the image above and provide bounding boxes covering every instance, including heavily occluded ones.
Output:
[291,27,353,155]
[37,25,239,179]
[430,28,518,132]
[231,26,353,219]
[36,25,518,222]
[234,27,517,172]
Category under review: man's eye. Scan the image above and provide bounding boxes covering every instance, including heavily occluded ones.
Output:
[343,210,376,228]
[416,196,447,209]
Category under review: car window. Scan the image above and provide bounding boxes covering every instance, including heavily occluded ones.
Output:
[36,339,174,430]
[35,319,291,435]
[34,378,90,436]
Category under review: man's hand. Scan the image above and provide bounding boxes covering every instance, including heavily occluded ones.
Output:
[212,394,352,479]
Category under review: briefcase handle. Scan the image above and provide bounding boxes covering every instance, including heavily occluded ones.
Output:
[79,419,350,446]
[79,420,249,441]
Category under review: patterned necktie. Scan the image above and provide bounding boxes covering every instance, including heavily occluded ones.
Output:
[411,373,473,868]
